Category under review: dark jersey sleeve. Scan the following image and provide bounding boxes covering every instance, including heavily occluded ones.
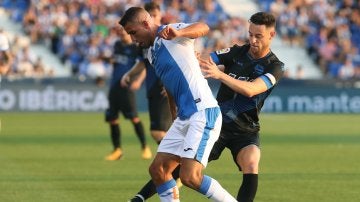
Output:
[210,44,246,66]
[262,55,285,87]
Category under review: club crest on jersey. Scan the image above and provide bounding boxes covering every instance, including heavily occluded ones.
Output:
[216,48,230,55]
[254,64,264,74]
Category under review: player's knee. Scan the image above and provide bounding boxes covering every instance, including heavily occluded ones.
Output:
[149,161,163,179]
[240,161,259,173]
[131,117,140,123]
[179,169,202,189]
[104,109,118,123]
[150,130,166,142]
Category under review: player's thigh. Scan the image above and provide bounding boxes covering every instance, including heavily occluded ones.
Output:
[157,119,187,156]
[152,152,180,171]
[106,87,121,121]
[227,131,260,171]
[183,107,222,167]
[236,144,260,173]
[119,89,138,119]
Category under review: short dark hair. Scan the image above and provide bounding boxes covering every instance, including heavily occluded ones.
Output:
[119,7,144,27]
[144,2,160,12]
[249,12,276,28]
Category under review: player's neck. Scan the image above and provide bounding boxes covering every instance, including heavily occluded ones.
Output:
[249,49,270,59]
[150,25,160,46]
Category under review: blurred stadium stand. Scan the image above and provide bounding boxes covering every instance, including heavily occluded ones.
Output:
[0,8,70,78]
[1,0,359,80]
[218,0,322,79]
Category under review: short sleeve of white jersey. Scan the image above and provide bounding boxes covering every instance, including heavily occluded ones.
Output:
[0,34,9,51]
[166,23,195,46]
[168,23,190,30]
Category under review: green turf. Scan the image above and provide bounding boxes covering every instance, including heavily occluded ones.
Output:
[0,113,359,202]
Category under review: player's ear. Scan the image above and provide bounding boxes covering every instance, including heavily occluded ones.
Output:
[142,20,150,29]
[270,31,276,39]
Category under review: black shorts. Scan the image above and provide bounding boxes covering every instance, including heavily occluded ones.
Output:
[209,128,260,170]
[147,85,172,131]
[106,85,138,121]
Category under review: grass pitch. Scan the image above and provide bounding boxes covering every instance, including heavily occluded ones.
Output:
[0,112,360,202]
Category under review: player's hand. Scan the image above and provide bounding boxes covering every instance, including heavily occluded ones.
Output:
[199,57,222,79]
[120,73,130,87]
[129,81,141,91]
[160,87,168,97]
[158,26,179,40]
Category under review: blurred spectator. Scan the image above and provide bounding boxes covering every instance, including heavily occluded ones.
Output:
[338,57,355,80]
[6,0,360,80]
[256,0,360,79]
[2,0,236,80]
[295,65,304,79]
[14,45,36,77]
[0,29,12,75]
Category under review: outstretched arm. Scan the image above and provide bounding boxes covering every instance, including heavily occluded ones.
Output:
[129,68,146,91]
[159,22,209,40]
[199,57,268,97]
[165,89,177,121]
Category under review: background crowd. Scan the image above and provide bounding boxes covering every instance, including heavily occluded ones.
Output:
[1,0,359,80]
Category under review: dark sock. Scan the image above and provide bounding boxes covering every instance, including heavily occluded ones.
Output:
[135,166,181,200]
[237,174,258,202]
[137,180,157,200]
[110,124,120,149]
[128,194,144,202]
[172,165,180,180]
[133,121,146,148]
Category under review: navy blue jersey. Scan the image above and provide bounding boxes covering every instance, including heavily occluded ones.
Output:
[211,44,285,132]
[110,40,141,87]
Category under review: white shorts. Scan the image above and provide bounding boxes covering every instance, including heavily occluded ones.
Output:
[157,107,222,167]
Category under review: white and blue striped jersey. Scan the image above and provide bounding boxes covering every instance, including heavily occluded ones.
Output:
[147,23,218,120]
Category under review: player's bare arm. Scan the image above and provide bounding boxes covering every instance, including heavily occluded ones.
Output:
[200,57,268,97]
[120,60,146,87]
[159,22,209,40]
[129,67,146,91]
[165,89,177,121]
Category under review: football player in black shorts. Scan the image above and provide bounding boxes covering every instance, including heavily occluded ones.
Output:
[105,25,152,161]
[200,12,285,202]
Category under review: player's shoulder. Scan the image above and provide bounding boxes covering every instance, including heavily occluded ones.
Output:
[215,43,248,56]
[233,44,250,56]
[268,52,284,67]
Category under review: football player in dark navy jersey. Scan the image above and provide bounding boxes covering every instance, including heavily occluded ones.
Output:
[212,43,284,133]
[200,12,285,202]
[104,26,152,161]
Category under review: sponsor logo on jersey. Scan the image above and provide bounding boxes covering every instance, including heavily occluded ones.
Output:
[254,64,265,74]
[184,148,193,152]
[216,48,230,55]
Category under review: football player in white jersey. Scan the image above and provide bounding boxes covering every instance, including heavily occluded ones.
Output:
[119,7,237,202]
